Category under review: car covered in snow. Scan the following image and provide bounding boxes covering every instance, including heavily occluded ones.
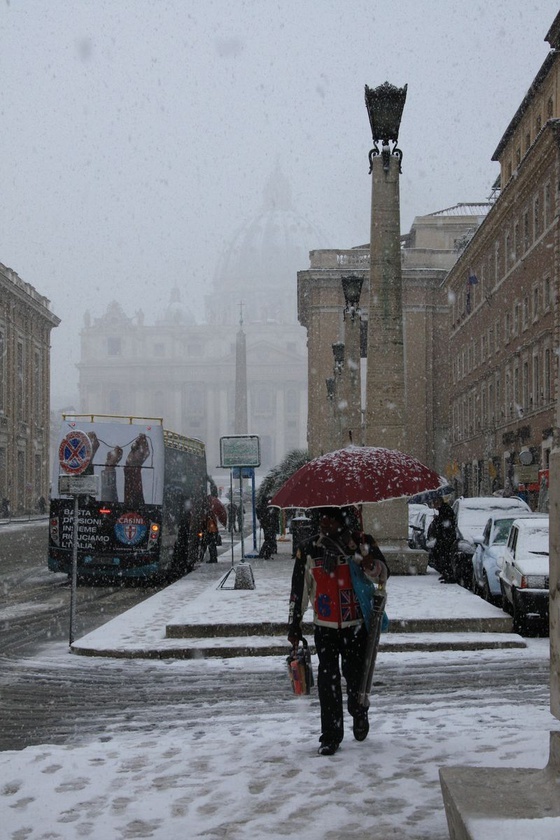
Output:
[499,516,549,633]
[471,512,538,604]
[408,504,435,550]
[408,504,429,547]
[451,496,531,588]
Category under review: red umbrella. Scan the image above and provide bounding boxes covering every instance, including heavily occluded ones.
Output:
[208,495,227,527]
[269,446,448,509]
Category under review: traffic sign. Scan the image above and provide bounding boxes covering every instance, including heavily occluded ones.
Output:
[220,435,260,468]
[59,430,93,475]
[58,474,99,496]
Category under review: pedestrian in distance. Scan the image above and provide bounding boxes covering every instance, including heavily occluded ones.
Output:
[257,498,279,559]
[227,500,239,533]
[429,496,456,583]
[287,506,389,756]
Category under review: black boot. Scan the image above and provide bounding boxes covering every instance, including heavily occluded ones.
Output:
[353,709,369,742]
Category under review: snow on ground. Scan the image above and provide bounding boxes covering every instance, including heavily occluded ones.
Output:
[2,519,559,838]
[1,640,558,840]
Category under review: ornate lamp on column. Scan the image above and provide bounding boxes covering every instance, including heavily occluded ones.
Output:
[364,81,407,452]
[341,273,364,446]
[361,80,427,575]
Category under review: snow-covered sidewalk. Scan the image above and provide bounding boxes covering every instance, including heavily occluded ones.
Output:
[71,536,520,659]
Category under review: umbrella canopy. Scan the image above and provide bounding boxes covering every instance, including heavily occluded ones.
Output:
[408,484,454,505]
[269,446,448,510]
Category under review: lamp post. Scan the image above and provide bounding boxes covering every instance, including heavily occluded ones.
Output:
[331,341,346,450]
[364,81,407,452]
[341,274,364,445]
[362,80,420,567]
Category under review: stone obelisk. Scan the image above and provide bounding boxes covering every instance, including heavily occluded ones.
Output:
[234,304,248,435]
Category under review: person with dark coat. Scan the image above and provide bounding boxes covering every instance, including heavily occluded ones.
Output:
[430,497,456,583]
[287,507,388,756]
[227,500,239,533]
[257,499,278,558]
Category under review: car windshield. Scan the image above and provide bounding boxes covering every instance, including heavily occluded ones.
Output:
[492,518,515,545]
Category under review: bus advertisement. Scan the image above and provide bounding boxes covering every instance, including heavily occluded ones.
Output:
[48,415,208,582]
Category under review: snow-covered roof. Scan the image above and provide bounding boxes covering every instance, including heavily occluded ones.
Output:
[428,203,492,218]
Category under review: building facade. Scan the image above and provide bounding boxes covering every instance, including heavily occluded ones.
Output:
[77,169,321,472]
[77,297,307,471]
[446,15,560,504]
[298,205,489,471]
[0,263,60,513]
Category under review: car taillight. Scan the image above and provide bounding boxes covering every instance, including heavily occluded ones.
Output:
[520,575,548,589]
[99,507,112,515]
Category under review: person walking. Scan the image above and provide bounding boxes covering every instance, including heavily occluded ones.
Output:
[257,498,278,558]
[430,496,456,583]
[203,508,220,563]
[227,500,239,533]
[287,507,388,756]
[429,496,456,582]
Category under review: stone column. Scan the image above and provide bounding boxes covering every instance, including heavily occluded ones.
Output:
[344,315,362,446]
[361,82,425,570]
[364,152,406,452]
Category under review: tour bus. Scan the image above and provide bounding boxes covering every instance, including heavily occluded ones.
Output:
[48,414,208,582]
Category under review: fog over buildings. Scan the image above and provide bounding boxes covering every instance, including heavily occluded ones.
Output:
[1,0,559,414]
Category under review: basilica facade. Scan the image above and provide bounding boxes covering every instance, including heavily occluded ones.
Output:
[77,170,324,472]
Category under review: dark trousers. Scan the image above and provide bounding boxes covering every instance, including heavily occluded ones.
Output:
[314,623,368,745]
[432,541,455,580]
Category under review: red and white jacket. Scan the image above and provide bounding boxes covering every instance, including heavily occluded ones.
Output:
[288,531,385,633]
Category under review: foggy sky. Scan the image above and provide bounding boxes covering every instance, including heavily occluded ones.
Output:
[1,0,558,408]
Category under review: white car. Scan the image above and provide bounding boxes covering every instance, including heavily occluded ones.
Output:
[499,516,549,633]
[408,504,430,548]
[472,513,538,604]
[451,496,531,588]
[412,507,437,551]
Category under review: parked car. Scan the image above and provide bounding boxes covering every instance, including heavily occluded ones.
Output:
[499,516,549,633]
[451,496,531,588]
[472,512,538,604]
[408,504,430,548]
[410,507,437,551]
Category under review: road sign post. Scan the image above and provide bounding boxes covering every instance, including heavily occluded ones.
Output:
[57,431,95,647]
[219,436,260,563]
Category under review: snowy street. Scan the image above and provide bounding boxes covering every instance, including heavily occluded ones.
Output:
[1,520,558,838]
[0,633,555,839]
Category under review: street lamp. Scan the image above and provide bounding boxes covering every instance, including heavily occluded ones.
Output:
[332,341,345,373]
[364,81,407,172]
[341,273,364,322]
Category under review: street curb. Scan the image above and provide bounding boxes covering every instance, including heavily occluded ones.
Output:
[71,631,526,659]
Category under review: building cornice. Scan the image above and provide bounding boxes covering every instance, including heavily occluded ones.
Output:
[0,264,60,327]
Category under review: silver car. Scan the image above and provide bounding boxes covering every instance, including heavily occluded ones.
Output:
[472,513,537,604]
